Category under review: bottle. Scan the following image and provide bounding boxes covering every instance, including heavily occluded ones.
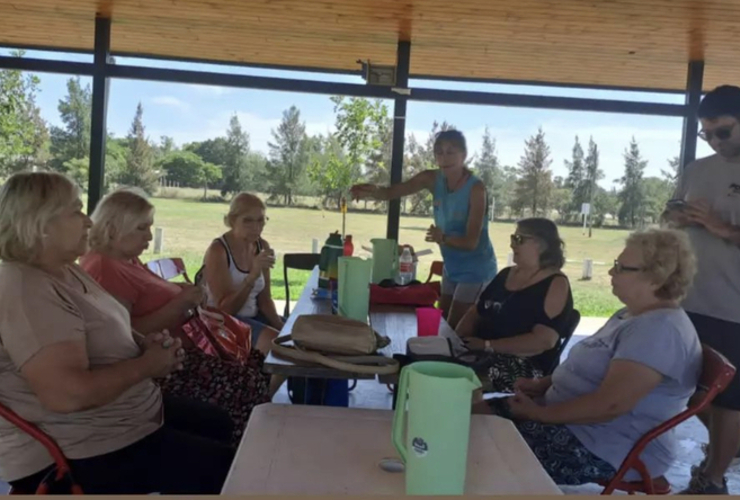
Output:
[343,235,354,256]
[318,231,345,290]
[398,246,414,285]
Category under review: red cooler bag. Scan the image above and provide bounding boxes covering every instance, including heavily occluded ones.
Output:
[369,283,439,307]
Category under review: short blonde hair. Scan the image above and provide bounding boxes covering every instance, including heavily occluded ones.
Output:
[0,171,81,263]
[627,228,696,301]
[89,188,154,251]
[224,192,265,227]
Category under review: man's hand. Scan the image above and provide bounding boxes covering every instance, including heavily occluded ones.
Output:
[684,200,735,239]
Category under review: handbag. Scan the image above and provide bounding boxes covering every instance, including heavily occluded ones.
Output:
[181,306,252,363]
[271,314,399,375]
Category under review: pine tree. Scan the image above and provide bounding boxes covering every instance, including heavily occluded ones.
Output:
[267,105,307,205]
[474,127,500,219]
[617,137,648,227]
[118,103,158,194]
[564,136,587,220]
[221,114,251,196]
[513,127,554,217]
[49,76,92,172]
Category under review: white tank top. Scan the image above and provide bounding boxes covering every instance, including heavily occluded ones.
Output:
[205,235,265,318]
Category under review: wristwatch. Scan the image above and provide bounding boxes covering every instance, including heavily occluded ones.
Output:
[484,340,494,353]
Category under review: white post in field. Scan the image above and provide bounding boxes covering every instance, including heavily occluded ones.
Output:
[581,203,591,236]
[312,238,319,254]
[582,259,593,280]
[154,227,164,254]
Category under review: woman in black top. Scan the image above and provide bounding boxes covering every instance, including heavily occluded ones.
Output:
[456,218,574,393]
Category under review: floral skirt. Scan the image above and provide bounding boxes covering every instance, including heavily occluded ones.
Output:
[157,347,271,447]
[486,352,542,393]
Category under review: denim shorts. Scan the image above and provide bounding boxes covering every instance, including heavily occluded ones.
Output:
[441,267,491,304]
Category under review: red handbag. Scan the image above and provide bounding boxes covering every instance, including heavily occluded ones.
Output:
[181,306,252,362]
[369,283,439,307]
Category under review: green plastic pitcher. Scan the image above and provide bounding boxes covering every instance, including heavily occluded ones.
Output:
[392,362,482,495]
[337,256,373,323]
[370,238,398,284]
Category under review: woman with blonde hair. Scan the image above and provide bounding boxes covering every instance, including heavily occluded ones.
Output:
[474,228,702,487]
[0,172,234,494]
[80,187,270,447]
[201,192,284,346]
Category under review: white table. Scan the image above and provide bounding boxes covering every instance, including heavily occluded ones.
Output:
[221,404,562,495]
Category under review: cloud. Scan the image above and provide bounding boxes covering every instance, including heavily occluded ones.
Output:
[151,96,190,111]
[187,84,234,97]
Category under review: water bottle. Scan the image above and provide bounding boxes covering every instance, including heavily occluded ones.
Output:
[398,246,414,285]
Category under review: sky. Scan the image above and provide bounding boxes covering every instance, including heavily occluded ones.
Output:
[2,48,715,190]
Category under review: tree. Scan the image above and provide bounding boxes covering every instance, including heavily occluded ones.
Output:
[364,111,393,210]
[220,114,252,196]
[592,187,620,227]
[584,137,604,231]
[474,127,500,219]
[642,176,674,224]
[267,106,308,205]
[160,150,206,187]
[513,128,554,217]
[308,97,386,208]
[564,136,588,221]
[117,103,158,194]
[0,51,49,175]
[49,76,92,172]
[551,176,573,222]
[617,137,648,227]
[662,156,680,191]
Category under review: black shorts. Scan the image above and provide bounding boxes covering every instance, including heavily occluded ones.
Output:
[688,312,740,410]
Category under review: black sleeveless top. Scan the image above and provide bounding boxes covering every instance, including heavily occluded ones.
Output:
[475,266,574,372]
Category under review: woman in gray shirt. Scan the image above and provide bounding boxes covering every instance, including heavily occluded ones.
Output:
[477,228,702,486]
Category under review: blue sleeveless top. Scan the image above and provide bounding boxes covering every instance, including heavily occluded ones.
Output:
[432,171,497,283]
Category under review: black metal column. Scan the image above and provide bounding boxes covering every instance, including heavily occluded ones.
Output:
[386,41,410,241]
[87,16,111,214]
[679,60,705,171]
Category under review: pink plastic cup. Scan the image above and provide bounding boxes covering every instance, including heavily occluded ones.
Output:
[416,307,443,337]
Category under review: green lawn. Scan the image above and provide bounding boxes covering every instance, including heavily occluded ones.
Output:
[143,193,626,317]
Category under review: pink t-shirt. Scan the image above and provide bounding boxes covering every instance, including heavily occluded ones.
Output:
[80,252,182,319]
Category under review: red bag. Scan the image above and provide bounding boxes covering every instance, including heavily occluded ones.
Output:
[369,283,439,307]
[181,306,252,363]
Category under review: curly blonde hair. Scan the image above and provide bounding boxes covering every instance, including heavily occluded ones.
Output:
[626,228,696,301]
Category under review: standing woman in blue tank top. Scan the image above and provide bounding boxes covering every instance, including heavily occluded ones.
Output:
[351,130,497,328]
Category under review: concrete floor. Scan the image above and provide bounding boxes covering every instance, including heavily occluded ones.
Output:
[2,316,739,494]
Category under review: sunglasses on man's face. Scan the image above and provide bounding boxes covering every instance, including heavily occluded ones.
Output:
[698,124,736,143]
[510,234,535,246]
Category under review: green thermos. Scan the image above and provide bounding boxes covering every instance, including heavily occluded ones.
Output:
[392,361,482,495]
[318,231,345,290]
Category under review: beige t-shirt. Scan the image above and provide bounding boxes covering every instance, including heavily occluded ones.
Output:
[0,262,163,482]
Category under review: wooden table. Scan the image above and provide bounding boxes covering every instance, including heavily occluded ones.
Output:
[264,266,463,383]
[221,403,562,495]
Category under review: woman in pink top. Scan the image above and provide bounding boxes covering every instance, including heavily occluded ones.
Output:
[80,188,270,446]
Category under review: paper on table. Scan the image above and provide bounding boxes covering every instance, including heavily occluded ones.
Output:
[484,392,515,400]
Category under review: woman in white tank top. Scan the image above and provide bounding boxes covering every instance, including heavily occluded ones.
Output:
[202,193,285,352]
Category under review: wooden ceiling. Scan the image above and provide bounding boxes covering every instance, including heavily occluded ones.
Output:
[1,0,739,92]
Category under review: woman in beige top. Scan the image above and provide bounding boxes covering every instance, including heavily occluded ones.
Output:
[0,172,234,494]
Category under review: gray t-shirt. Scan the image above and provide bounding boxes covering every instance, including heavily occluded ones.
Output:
[673,154,740,324]
[544,307,701,479]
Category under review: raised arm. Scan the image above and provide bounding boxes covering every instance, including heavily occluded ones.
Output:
[350,170,436,202]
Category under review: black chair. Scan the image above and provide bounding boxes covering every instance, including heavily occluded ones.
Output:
[283,253,321,318]
[544,309,581,375]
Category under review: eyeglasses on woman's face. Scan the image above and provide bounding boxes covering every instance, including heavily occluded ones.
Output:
[612,259,643,274]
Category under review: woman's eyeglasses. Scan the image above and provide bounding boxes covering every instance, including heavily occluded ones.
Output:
[510,234,534,246]
[699,123,736,142]
[612,260,643,274]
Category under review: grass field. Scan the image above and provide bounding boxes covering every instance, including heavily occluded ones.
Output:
[143,190,627,317]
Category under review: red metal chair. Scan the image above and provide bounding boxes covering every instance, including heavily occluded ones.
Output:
[598,344,736,495]
[146,257,192,283]
[0,402,83,494]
